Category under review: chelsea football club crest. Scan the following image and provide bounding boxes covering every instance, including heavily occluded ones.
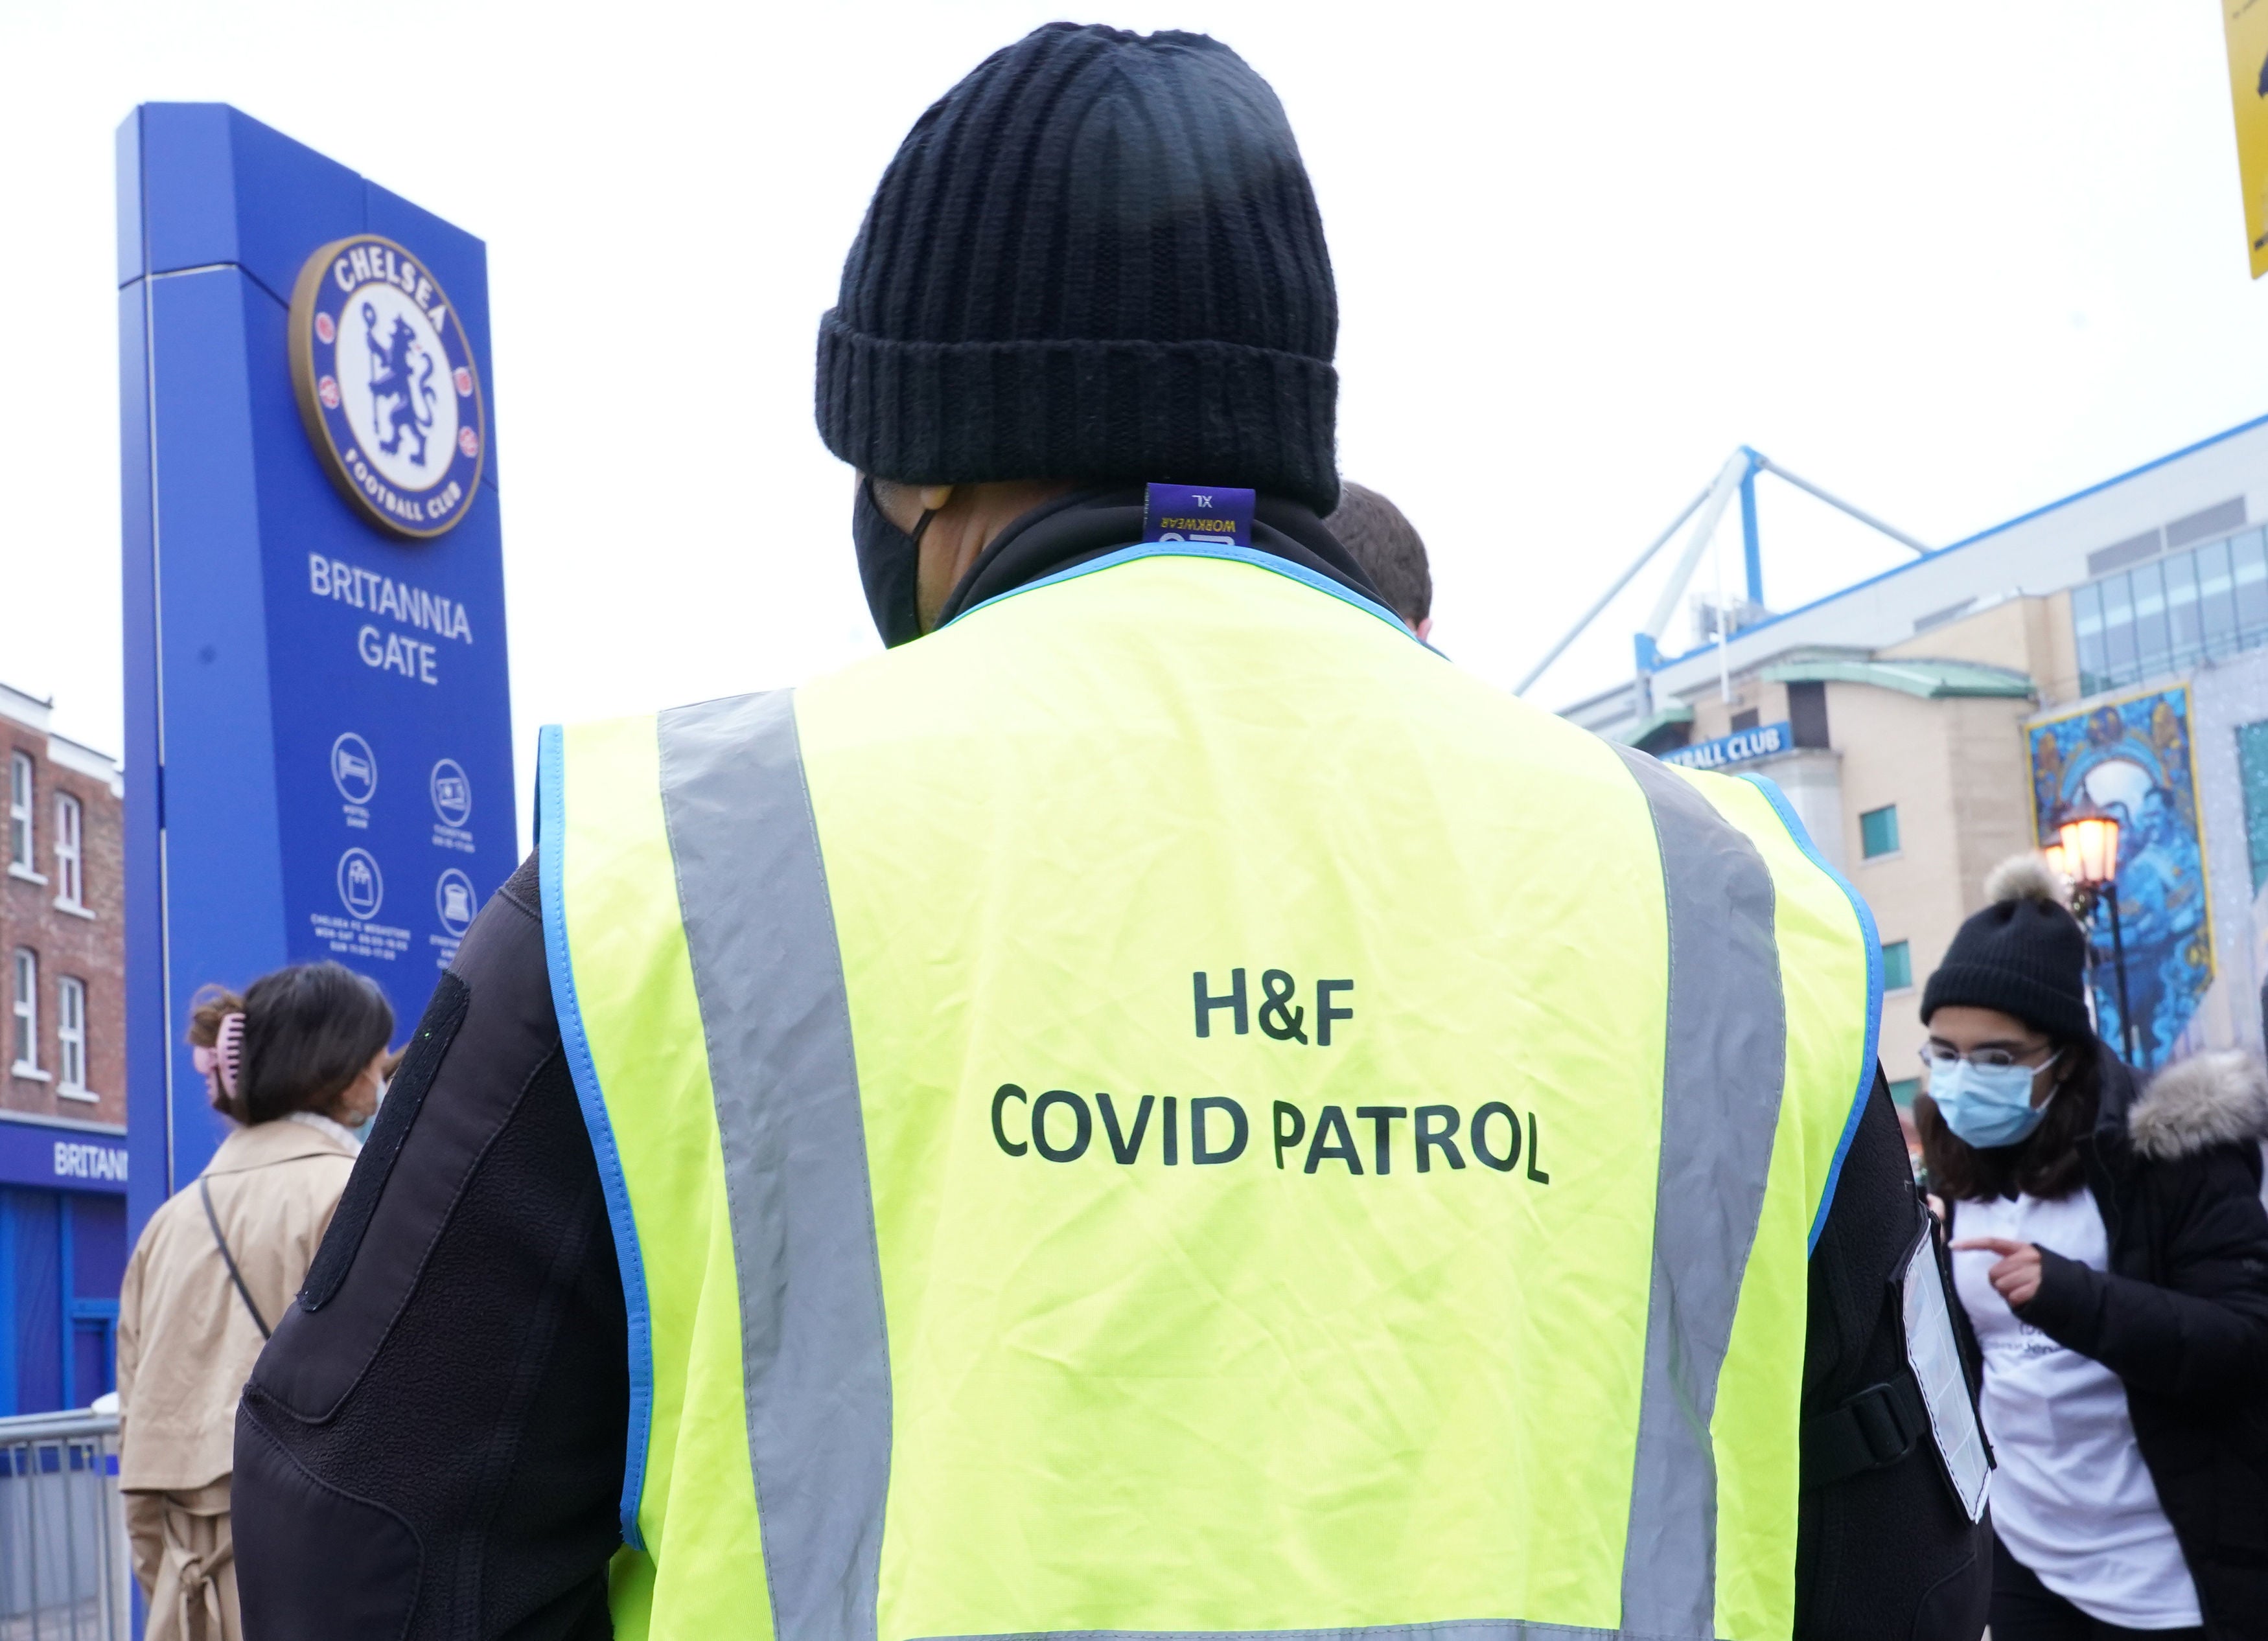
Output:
[289,235,485,539]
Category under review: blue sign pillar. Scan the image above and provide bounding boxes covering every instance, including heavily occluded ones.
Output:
[117,106,515,1234]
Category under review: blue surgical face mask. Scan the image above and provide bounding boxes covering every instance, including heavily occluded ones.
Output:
[1933,1053,2059,1149]
[351,1077,388,1147]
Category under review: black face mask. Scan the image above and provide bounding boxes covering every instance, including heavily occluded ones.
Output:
[853,479,937,648]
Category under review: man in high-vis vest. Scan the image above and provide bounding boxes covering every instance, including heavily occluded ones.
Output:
[235,24,1992,1641]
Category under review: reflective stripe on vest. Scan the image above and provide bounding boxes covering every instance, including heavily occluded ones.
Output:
[1609,745,1785,1640]
[542,546,1880,1641]
[662,689,889,1640]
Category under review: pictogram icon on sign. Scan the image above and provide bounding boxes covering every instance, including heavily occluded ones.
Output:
[330,733,378,804]
[337,848,384,919]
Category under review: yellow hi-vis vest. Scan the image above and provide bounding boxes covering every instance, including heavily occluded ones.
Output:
[537,544,1882,1641]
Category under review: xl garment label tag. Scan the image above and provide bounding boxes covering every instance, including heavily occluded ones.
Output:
[1143,483,1254,547]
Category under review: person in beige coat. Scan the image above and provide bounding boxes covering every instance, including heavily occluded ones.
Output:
[116,963,393,1641]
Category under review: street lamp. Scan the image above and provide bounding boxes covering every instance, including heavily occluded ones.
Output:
[2055,804,2135,1064]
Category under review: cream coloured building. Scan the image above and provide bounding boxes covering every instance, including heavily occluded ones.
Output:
[1563,413,2268,1096]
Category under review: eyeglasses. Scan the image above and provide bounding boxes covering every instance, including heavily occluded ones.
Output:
[1918,1042,2058,1072]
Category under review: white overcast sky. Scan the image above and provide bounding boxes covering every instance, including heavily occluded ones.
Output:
[4,1,2266,851]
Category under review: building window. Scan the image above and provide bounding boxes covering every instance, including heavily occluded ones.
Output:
[12,949,37,1074]
[1730,708,1760,732]
[7,752,30,873]
[1788,680,1831,748]
[1860,805,1901,859]
[2075,524,2268,695]
[1882,939,1914,991]
[53,792,82,909]
[56,978,87,1097]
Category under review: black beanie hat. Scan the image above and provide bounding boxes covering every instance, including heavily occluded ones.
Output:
[1920,855,2094,1043]
[816,23,1340,513]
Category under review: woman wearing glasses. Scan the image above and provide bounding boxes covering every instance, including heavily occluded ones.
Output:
[1915,855,2268,1641]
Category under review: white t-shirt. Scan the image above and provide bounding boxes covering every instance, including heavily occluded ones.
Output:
[1953,1189,2200,1629]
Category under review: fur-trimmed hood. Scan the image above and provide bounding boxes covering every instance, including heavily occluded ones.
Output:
[2127,1050,2268,1162]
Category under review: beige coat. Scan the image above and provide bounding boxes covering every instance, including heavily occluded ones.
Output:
[115,1116,357,1641]
[117,1116,359,1490]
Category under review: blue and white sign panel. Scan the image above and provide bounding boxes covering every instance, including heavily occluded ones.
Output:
[0,1120,128,1198]
[1661,720,1794,771]
[119,106,516,1232]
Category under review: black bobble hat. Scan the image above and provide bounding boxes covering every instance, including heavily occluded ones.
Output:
[816,23,1341,513]
[1920,854,2094,1043]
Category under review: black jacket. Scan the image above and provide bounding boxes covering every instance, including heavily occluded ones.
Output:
[232,499,1991,1639]
[2004,1045,2268,1638]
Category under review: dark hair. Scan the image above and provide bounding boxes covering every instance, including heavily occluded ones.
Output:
[189,963,393,1125]
[1914,1035,2099,1202]
[1326,481,1432,627]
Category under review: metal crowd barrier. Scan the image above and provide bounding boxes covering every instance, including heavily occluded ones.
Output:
[0,1408,131,1640]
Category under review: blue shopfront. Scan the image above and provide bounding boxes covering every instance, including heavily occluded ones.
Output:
[0,1116,127,1414]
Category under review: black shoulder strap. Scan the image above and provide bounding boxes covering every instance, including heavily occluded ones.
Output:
[200,1176,272,1340]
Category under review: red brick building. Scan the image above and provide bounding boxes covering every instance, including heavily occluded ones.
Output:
[0,679,128,1412]
[3,682,125,1126]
